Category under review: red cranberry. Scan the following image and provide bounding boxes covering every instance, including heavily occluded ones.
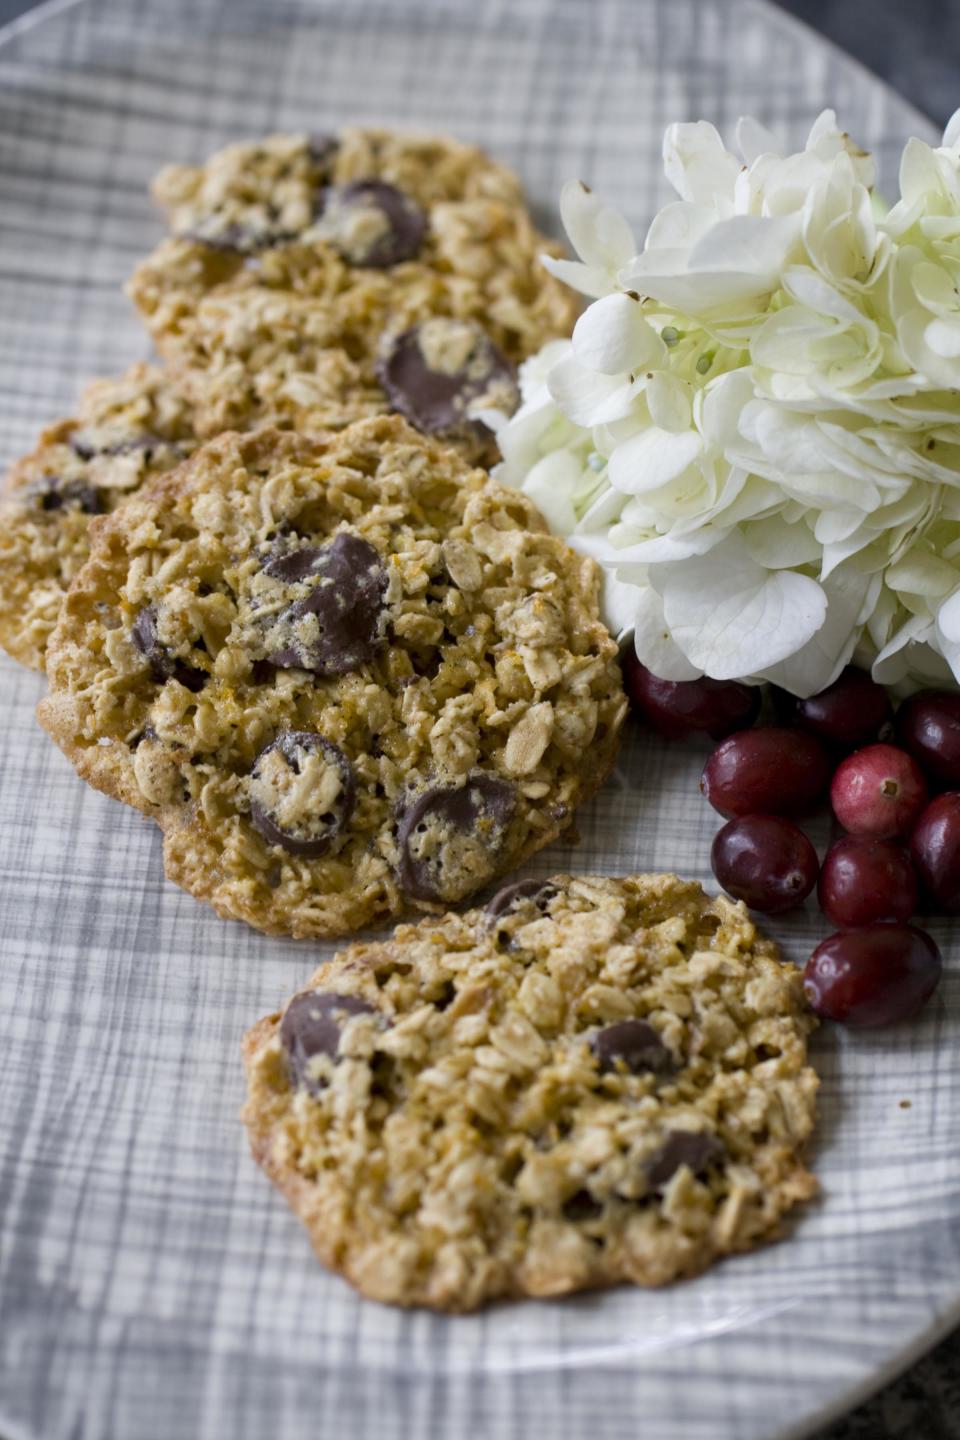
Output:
[830,744,927,839]
[803,924,942,1027]
[621,653,760,741]
[817,837,918,928]
[910,792,960,912]
[775,666,892,750]
[700,728,831,819]
[895,689,960,785]
[711,815,818,913]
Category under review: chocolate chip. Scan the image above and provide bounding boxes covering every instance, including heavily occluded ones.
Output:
[316,180,426,267]
[249,730,356,858]
[483,878,558,929]
[262,546,328,584]
[26,475,102,515]
[377,319,519,436]
[396,774,516,903]
[249,658,278,685]
[263,531,387,675]
[130,606,207,692]
[280,990,376,1095]
[591,1020,673,1076]
[562,1189,604,1222]
[645,1131,725,1190]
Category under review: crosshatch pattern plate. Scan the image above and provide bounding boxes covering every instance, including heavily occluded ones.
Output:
[0,2,956,1438]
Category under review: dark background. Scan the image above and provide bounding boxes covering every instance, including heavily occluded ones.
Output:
[0,0,957,1437]
[779,0,958,127]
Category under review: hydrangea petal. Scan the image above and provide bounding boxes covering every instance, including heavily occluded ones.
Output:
[735,116,781,166]
[607,426,703,495]
[645,372,693,432]
[657,537,828,678]
[662,121,740,205]
[571,293,666,374]
[645,201,715,252]
[926,318,960,359]
[631,585,703,681]
[557,179,635,276]
[600,567,643,639]
[540,254,615,300]
[872,613,939,686]
[761,564,875,696]
[547,353,638,427]
[521,450,587,535]
[936,586,960,643]
[742,514,822,568]
[625,215,801,313]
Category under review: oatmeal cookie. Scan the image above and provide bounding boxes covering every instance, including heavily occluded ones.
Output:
[38,416,625,937]
[0,364,198,670]
[242,872,819,1310]
[127,130,580,464]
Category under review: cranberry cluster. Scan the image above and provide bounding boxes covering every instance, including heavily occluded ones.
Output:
[622,658,957,1029]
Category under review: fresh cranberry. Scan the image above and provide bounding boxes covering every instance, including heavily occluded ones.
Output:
[621,653,760,741]
[910,792,960,912]
[700,728,831,818]
[830,744,927,839]
[775,666,892,750]
[817,837,917,928]
[803,924,942,1027]
[711,815,818,913]
[895,689,960,785]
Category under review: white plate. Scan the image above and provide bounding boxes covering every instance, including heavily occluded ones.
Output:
[0,3,956,1439]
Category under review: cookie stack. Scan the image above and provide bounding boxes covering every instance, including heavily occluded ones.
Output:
[1,128,818,1310]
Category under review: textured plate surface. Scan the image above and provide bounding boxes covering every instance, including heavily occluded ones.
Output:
[0,3,956,1439]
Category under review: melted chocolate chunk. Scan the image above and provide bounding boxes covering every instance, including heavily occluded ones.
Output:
[562,1189,604,1223]
[591,1019,673,1076]
[26,475,102,515]
[263,531,387,675]
[645,1131,725,1190]
[396,774,516,903]
[483,878,558,929]
[316,180,426,267]
[249,658,278,685]
[249,730,356,858]
[377,319,518,436]
[130,606,207,692]
[280,990,376,1095]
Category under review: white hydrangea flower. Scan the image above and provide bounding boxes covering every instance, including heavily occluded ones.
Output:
[621,110,879,329]
[493,108,960,696]
[539,180,637,299]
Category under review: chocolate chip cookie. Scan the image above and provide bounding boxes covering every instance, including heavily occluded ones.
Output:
[0,364,198,671]
[242,872,819,1310]
[38,416,625,938]
[127,130,580,464]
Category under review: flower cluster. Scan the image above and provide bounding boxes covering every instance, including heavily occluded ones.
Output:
[491,110,960,696]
